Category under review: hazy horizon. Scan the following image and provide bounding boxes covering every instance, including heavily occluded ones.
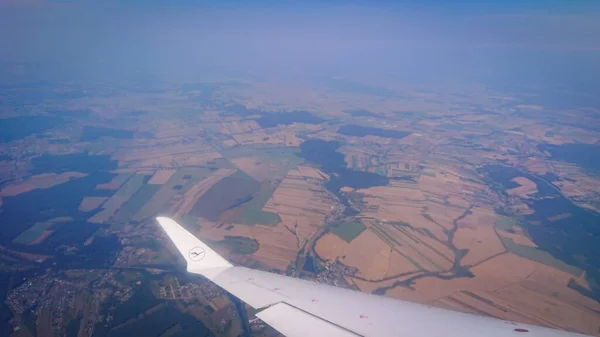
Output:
[1,0,599,94]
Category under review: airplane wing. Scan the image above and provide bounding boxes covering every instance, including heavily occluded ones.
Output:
[156,217,589,337]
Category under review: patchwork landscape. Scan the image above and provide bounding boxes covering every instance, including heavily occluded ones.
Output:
[1,78,600,337]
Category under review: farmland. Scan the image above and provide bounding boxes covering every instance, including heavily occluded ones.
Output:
[1,74,600,336]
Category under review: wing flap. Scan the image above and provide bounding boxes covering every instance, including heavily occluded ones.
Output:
[207,267,286,308]
[256,302,360,337]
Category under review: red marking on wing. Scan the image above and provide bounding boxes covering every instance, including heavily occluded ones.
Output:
[273,288,280,291]
[359,315,368,319]
[312,298,319,303]
[514,329,529,333]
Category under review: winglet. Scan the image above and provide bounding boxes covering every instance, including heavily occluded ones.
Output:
[156,217,232,273]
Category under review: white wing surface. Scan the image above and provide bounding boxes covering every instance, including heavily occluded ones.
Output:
[156,217,590,337]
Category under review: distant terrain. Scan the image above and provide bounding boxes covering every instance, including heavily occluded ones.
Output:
[1,77,600,337]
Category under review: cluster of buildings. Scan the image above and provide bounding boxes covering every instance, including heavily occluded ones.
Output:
[6,273,87,334]
[157,276,225,303]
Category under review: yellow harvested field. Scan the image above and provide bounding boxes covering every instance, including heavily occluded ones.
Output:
[454,225,505,266]
[314,233,347,261]
[263,167,334,247]
[199,221,298,271]
[359,185,426,203]
[0,172,87,197]
[421,204,457,231]
[391,225,453,265]
[445,291,542,324]
[230,157,271,181]
[340,157,598,331]
[389,249,600,334]
[373,224,453,272]
[507,177,538,198]
[471,253,536,282]
[253,237,299,270]
[387,251,421,276]
[343,230,392,280]
[384,253,525,302]
[354,174,507,272]
[393,242,442,272]
[483,284,600,334]
[78,197,108,212]
[454,208,506,266]
[357,183,454,237]
[148,170,177,184]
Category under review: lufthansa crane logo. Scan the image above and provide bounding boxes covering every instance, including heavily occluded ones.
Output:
[188,247,206,261]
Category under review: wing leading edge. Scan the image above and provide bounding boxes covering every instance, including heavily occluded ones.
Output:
[156,217,590,337]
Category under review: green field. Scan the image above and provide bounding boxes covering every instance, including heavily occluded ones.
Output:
[115,173,146,197]
[12,217,72,245]
[328,220,366,243]
[190,170,261,221]
[132,167,216,222]
[221,145,303,181]
[494,217,516,231]
[113,184,161,223]
[495,218,582,276]
[236,184,281,226]
[13,223,53,245]
[219,236,259,254]
[421,170,436,177]
[190,170,281,225]
[88,174,146,225]
[106,173,133,190]
[499,235,582,276]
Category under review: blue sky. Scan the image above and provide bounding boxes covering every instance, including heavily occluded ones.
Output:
[0,0,598,90]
